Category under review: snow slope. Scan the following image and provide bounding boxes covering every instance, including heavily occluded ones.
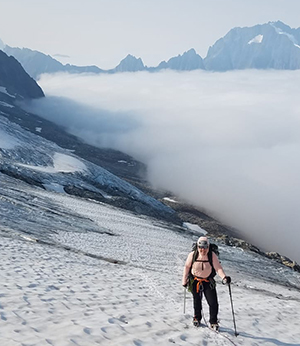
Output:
[1,175,300,346]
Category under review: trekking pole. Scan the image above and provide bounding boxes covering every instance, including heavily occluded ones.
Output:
[228,283,239,337]
[183,287,186,314]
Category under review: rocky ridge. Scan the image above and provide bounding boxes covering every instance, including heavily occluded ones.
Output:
[216,235,300,273]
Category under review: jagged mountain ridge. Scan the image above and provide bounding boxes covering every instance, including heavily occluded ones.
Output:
[2,20,300,78]
[107,49,205,73]
[152,48,205,71]
[204,21,300,71]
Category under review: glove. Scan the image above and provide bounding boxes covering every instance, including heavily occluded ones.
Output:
[183,284,188,288]
[222,276,231,285]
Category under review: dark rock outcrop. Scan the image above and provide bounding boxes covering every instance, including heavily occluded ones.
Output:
[0,50,44,99]
[216,234,300,273]
[265,252,300,272]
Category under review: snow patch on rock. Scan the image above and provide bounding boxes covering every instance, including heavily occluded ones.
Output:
[248,34,263,44]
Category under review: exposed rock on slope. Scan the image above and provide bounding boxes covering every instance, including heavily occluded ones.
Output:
[0,50,44,99]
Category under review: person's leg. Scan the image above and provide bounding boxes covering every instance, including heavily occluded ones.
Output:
[203,283,219,324]
[192,281,202,322]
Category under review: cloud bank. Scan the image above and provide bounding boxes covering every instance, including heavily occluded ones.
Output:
[26,70,300,262]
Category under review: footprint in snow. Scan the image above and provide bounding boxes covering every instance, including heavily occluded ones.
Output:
[180,334,187,341]
[1,312,7,321]
[119,315,128,324]
[83,327,92,335]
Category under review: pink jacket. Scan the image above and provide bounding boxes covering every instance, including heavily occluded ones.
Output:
[182,251,226,286]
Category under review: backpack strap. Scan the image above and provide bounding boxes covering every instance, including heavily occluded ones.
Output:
[188,249,198,275]
[192,249,199,264]
[208,244,216,278]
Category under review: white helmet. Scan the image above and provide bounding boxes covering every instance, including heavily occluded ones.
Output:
[197,236,209,249]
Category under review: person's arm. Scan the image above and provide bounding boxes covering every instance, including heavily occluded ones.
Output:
[212,252,226,279]
[182,252,193,286]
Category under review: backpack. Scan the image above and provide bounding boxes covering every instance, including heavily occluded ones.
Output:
[190,242,219,279]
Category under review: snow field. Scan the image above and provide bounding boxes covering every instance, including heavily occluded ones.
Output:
[0,188,300,345]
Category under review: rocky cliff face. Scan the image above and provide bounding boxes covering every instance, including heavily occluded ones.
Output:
[0,50,44,99]
[204,21,300,71]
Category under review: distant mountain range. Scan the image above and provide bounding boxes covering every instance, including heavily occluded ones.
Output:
[1,20,300,79]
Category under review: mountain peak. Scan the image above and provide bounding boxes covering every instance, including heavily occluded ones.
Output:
[184,48,197,55]
[269,20,292,31]
[113,54,145,72]
[124,53,140,60]
[156,48,204,71]
[204,21,300,71]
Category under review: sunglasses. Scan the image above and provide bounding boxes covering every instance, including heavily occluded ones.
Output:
[198,241,208,249]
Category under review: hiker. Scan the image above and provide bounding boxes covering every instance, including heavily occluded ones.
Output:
[182,236,231,331]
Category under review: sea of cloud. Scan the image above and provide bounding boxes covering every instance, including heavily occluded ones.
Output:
[24,69,300,262]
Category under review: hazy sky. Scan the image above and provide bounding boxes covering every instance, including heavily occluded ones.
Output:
[1,0,300,69]
[24,69,300,262]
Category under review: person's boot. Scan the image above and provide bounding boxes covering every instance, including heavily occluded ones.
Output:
[193,317,201,327]
[210,323,219,331]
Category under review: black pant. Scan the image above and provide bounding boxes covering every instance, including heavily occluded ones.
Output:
[192,280,219,324]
